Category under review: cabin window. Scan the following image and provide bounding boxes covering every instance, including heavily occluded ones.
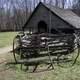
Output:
[38,21,48,33]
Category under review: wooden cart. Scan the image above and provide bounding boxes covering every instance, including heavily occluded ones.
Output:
[13,33,79,72]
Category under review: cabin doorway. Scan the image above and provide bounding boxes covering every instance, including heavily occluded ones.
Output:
[38,21,48,33]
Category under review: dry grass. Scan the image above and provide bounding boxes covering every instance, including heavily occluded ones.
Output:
[0,51,80,80]
[0,32,80,80]
[0,32,18,48]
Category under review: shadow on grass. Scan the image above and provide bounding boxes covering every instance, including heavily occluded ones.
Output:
[4,57,80,73]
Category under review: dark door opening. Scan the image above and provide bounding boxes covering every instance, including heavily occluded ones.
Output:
[38,21,48,33]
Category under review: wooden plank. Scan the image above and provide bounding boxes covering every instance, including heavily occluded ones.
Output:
[18,56,56,63]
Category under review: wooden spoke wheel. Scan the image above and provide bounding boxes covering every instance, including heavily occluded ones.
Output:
[13,36,22,63]
[57,48,79,68]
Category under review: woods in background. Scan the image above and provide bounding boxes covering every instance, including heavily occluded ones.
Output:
[0,0,79,31]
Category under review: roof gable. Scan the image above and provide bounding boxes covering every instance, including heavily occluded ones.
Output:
[23,2,43,29]
[23,2,80,30]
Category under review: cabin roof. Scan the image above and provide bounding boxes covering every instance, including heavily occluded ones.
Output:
[23,2,80,29]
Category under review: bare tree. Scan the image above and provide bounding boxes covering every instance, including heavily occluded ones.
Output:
[72,0,80,16]
[55,0,59,7]
[61,0,65,8]
[0,0,6,31]
[73,0,80,9]
[43,0,46,3]
[33,0,36,9]
[24,0,28,18]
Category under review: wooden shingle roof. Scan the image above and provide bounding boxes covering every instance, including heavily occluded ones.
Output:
[44,3,80,29]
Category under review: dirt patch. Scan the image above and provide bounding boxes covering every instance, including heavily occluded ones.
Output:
[0,58,7,64]
[0,46,12,54]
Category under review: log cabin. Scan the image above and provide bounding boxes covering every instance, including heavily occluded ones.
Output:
[23,2,80,34]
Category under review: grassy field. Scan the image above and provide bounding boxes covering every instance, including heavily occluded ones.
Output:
[0,51,80,80]
[0,32,18,48]
[0,32,80,80]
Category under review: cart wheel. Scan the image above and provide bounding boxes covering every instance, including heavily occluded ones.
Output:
[57,49,79,68]
[13,36,22,62]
